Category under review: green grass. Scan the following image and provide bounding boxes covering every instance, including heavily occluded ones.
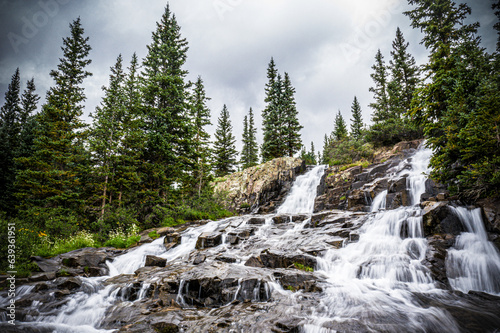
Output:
[36,230,98,257]
[293,262,314,272]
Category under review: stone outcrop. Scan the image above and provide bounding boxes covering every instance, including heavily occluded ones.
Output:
[421,201,464,236]
[213,157,306,213]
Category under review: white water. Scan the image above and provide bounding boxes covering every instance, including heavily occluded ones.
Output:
[304,145,462,332]
[446,207,500,295]
[277,165,326,215]
[7,146,500,332]
[22,220,224,332]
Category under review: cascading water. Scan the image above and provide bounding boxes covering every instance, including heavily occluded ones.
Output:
[446,207,500,295]
[3,147,500,332]
[304,144,462,333]
[277,165,327,215]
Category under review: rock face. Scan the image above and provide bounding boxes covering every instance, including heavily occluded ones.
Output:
[213,157,306,213]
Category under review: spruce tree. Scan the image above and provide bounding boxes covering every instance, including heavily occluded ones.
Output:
[321,134,330,164]
[350,96,364,140]
[0,68,22,213]
[282,72,303,157]
[369,49,390,123]
[17,78,40,161]
[113,52,144,210]
[213,104,237,177]
[189,76,212,196]
[240,108,259,169]
[333,110,348,141]
[88,54,126,222]
[141,5,194,203]
[405,0,500,197]
[261,62,283,162]
[16,18,92,233]
[387,27,420,117]
[247,108,259,166]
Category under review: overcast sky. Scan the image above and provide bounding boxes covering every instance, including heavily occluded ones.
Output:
[0,0,497,154]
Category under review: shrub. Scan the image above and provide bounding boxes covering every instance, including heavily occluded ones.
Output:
[36,230,97,257]
[104,223,141,249]
[148,230,160,240]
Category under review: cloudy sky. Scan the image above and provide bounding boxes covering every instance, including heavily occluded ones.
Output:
[0,0,497,154]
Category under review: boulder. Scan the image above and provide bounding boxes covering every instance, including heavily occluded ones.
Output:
[421,202,464,236]
[247,217,266,225]
[273,215,291,224]
[245,250,316,271]
[164,233,181,250]
[273,271,322,293]
[195,232,222,249]
[192,253,206,265]
[145,255,167,267]
[59,247,110,268]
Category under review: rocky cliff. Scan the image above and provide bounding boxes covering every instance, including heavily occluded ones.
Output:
[213,157,306,214]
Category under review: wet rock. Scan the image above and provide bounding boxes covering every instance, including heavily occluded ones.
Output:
[29,272,56,282]
[388,176,407,194]
[196,232,222,249]
[386,192,404,209]
[274,317,302,333]
[478,198,500,233]
[422,234,455,288]
[192,253,206,265]
[325,239,345,249]
[164,233,181,250]
[145,255,167,268]
[216,255,237,263]
[56,277,82,290]
[245,250,317,270]
[273,215,291,224]
[247,217,266,225]
[292,215,308,222]
[422,202,464,236]
[59,247,110,268]
[347,189,370,211]
[274,271,322,293]
[151,321,179,333]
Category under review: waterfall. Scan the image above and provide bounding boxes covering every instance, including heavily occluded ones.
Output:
[5,144,500,332]
[306,144,461,332]
[446,207,500,295]
[277,165,326,215]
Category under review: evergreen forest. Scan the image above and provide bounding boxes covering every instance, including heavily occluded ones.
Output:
[1,0,499,277]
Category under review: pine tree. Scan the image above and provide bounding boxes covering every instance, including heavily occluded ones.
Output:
[321,134,330,164]
[369,49,390,123]
[115,52,144,207]
[404,0,500,198]
[240,108,259,169]
[213,105,238,177]
[387,27,420,117]
[333,110,348,141]
[17,78,40,161]
[247,108,259,167]
[88,54,126,222]
[241,114,250,168]
[281,72,303,157]
[0,68,22,213]
[141,5,194,203]
[261,59,283,162]
[189,76,212,196]
[350,96,363,140]
[16,18,92,234]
